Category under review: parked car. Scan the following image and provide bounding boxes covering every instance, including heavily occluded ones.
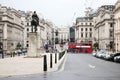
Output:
[17,49,22,55]
[96,50,106,58]
[103,51,114,60]
[105,52,120,61]
[114,55,120,62]
[22,48,27,53]
[92,51,97,57]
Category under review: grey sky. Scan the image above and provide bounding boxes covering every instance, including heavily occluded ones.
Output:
[0,0,117,27]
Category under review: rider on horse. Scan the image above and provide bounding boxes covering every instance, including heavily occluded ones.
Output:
[31,11,39,32]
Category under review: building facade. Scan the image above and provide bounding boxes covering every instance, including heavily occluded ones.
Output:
[94,5,115,50]
[75,17,94,43]
[58,27,69,43]
[0,6,24,51]
[114,0,120,52]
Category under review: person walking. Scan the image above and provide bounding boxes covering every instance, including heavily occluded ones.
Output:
[45,43,49,53]
[0,43,4,58]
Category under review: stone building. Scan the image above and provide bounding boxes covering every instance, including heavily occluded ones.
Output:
[114,0,120,52]
[94,5,115,50]
[75,17,94,43]
[58,27,69,44]
[0,6,24,51]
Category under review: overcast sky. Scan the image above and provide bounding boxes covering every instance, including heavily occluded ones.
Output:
[0,0,118,27]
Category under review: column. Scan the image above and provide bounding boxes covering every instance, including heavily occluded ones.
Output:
[118,18,119,31]
[78,27,80,43]
[3,23,7,51]
[3,23,7,39]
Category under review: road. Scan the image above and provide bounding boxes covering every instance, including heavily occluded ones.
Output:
[0,53,120,80]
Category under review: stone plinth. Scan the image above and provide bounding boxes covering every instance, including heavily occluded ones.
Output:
[27,32,39,57]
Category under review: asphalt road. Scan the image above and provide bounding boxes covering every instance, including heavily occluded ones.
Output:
[1,53,120,80]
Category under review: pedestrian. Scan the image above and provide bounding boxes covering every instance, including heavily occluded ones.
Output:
[17,49,21,56]
[51,44,54,53]
[54,46,58,53]
[10,43,14,57]
[0,43,4,58]
[45,43,49,53]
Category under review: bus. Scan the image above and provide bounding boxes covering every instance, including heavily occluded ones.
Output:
[68,42,92,53]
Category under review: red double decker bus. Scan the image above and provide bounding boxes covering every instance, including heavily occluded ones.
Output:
[68,42,92,53]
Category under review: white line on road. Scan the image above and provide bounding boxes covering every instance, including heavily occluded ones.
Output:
[89,64,96,69]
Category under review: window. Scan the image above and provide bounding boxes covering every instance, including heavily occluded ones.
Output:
[26,44,29,47]
[85,28,87,31]
[90,23,92,26]
[81,33,83,38]
[81,28,83,31]
[90,28,92,31]
[86,33,87,38]
[27,28,29,31]
[27,23,29,26]
[85,23,87,25]
[27,33,29,37]
[109,29,113,37]
[110,31,113,37]
[110,23,113,27]
[0,17,2,21]
[55,31,58,36]
[90,33,92,38]
[81,23,83,25]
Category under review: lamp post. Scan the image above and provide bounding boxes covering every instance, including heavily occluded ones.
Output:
[98,27,99,50]
[55,30,58,44]
[52,29,58,52]
[111,14,115,52]
[51,28,54,52]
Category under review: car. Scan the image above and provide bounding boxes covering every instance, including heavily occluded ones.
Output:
[114,55,120,62]
[92,51,97,57]
[103,51,114,60]
[92,50,99,57]
[105,52,120,61]
[96,50,106,58]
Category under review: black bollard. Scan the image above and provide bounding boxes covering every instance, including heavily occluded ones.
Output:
[11,52,12,57]
[43,55,47,71]
[18,52,20,56]
[13,52,15,57]
[55,53,57,64]
[1,51,4,59]
[50,54,53,68]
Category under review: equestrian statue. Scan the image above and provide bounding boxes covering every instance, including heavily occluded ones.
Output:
[31,11,39,32]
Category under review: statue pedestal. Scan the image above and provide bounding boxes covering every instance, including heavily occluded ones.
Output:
[27,32,41,57]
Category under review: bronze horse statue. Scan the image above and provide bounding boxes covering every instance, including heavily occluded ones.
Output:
[31,11,39,32]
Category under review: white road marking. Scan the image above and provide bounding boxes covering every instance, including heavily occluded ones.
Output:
[89,64,96,68]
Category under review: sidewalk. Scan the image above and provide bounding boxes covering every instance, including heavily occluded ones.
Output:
[0,44,66,77]
[0,55,44,77]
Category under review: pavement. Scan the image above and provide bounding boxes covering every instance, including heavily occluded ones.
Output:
[0,44,64,77]
[0,55,44,77]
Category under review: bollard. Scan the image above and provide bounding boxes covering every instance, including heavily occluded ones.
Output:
[55,53,57,64]
[50,54,53,68]
[1,52,4,59]
[18,52,20,56]
[13,52,15,57]
[11,52,12,57]
[43,55,47,71]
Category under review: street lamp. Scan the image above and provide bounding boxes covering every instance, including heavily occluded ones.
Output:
[51,28,55,50]
[110,14,115,52]
[55,30,58,44]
